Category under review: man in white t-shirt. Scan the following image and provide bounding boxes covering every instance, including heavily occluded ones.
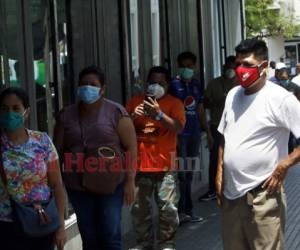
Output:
[216,38,300,250]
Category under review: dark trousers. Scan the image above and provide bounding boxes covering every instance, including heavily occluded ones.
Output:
[67,183,124,250]
[0,220,54,250]
[177,134,201,215]
[209,125,222,193]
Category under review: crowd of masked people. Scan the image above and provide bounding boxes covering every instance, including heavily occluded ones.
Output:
[269,61,300,97]
[1,38,300,250]
[269,62,300,151]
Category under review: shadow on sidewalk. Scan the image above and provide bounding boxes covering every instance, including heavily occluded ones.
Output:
[124,189,223,250]
[125,167,300,250]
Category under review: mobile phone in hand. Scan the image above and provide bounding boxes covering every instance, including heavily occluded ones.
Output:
[144,94,155,116]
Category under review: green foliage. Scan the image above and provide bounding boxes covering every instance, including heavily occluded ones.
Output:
[245,0,300,38]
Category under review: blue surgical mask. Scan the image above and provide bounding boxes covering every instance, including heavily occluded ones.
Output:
[0,111,26,131]
[77,85,101,104]
[178,68,194,80]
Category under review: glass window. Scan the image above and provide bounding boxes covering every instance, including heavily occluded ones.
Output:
[298,43,300,64]
[130,0,140,79]
[212,0,221,77]
[30,0,54,133]
[30,0,70,134]
[0,0,23,87]
[57,0,72,106]
[285,45,297,76]
[151,0,161,66]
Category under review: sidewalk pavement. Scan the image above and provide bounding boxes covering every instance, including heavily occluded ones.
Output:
[125,165,300,250]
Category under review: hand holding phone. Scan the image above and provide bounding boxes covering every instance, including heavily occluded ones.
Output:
[144,94,155,116]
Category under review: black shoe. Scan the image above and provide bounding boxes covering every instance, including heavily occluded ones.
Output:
[188,215,204,223]
[198,192,217,202]
[179,213,191,224]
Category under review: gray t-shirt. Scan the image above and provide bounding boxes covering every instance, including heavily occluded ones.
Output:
[58,98,129,189]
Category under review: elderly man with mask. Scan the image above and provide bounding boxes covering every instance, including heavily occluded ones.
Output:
[198,56,237,202]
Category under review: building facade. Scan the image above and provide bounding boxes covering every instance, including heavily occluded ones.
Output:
[0,0,244,133]
[0,0,244,248]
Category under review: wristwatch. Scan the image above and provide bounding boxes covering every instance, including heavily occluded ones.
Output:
[155,111,164,121]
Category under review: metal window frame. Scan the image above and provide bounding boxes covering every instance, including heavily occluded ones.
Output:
[217,0,225,66]
[18,0,37,129]
[161,0,171,71]
[239,0,245,40]
[49,0,63,113]
[196,0,205,86]
[119,0,133,102]
[220,0,227,59]
[137,0,153,82]
[65,0,75,104]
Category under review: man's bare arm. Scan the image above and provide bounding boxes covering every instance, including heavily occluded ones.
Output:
[216,136,225,207]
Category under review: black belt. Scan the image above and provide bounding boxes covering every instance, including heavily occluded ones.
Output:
[249,182,265,194]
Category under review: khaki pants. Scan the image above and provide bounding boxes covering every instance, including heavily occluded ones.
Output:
[222,188,286,250]
[131,172,179,249]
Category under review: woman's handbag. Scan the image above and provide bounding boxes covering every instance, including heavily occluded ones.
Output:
[10,196,60,237]
[81,145,125,195]
[0,145,60,237]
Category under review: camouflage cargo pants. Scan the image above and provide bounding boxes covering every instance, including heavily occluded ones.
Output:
[131,172,179,250]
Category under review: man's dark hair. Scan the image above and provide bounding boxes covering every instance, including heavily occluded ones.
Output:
[147,66,171,83]
[235,38,269,61]
[224,55,236,68]
[270,61,276,69]
[177,51,197,65]
[79,65,106,85]
[0,87,30,109]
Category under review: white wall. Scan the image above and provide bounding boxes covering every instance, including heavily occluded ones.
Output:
[282,0,300,23]
[265,36,285,62]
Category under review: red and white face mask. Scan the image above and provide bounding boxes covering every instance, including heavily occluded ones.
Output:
[235,63,265,88]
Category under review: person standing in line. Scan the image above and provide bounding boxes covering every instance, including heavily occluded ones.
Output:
[170,51,213,223]
[0,87,66,250]
[54,65,137,250]
[216,38,300,250]
[198,56,237,202]
[269,62,287,85]
[268,61,276,78]
[127,66,185,250]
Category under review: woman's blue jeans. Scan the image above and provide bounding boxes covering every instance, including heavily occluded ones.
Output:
[67,183,124,250]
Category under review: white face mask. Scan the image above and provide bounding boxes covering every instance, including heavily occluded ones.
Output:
[147,83,165,99]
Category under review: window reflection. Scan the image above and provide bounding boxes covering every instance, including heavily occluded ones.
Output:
[285,45,297,76]
[57,0,71,106]
[130,0,140,79]
[0,0,22,87]
[30,0,70,133]
[30,0,53,133]
[151,0,161,66]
